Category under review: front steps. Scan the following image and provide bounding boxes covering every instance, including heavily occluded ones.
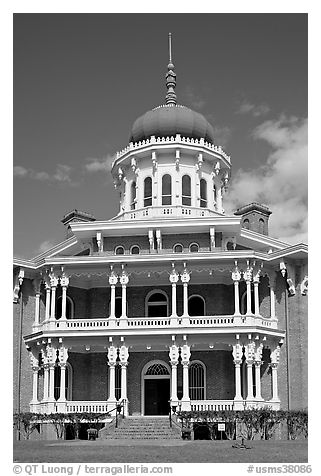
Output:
[100,416,182,440]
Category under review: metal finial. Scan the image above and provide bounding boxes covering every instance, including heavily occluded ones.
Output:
[165,32,177,105]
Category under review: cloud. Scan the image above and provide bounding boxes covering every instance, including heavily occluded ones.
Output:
[236,100,270,117]
[181,85,205,110]
[37,239,57,254]
[224,115,308,244]
[84,154,114,173]
[13,163,77,185]
[13,166,28,177]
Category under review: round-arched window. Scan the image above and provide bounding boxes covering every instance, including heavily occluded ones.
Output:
[115,246,125,255]
[131,181,136,210]
[173,243,183,253]
[243,219,250,230]
[189,243,199,253]
[162,174,172,205]
[188,295,205,316]
[146,291,168,317]
[144,177,152,207]
[182,175,191,206]
[130,245,140,255]
[200,179,207,208]
[189,361,205,400]
[145,363,170,375]
[259,218,265,234]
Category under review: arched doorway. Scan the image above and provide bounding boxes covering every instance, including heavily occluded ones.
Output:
[142,361,170,416]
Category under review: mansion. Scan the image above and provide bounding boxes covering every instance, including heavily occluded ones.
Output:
[13,36,308,437]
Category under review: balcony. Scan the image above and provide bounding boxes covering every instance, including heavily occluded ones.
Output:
[32,314,278,335]
[116,205,219,221]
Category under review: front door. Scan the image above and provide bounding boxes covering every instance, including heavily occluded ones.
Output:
[144,379,170,415]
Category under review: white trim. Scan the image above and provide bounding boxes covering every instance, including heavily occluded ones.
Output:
[189,242,199,252]
[114,245,125,255]
[130,244,140,255]
[141,360,171,415]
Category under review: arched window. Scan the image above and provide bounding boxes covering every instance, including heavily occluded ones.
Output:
[182,175,191,206]
[54,362,72,401]
[162,174,172,205]
[146,291,168,317]
[189,243,199,253]
[130,181,136,210]
[130,245,140,255]
[213,185,217,205]
[259,218,265,234]
[55,296,74,320]
[188,295,205,316]
[115,245,125,255]
[173,243,183,253]
[200,179,207,208]
[243,219,250,230]
[144,177,152,207]
[189,361,205,400]
[145,363,170,376]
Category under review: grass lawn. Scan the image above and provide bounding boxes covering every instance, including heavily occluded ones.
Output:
[13,439,308,464]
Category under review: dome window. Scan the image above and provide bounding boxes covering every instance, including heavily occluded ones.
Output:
[144,177,152,207]
[182,175,191,206]
[162,174,172,206]
[115,246,125,255]
[130,181,136,210]
[200,179,207,208]
[173,243,183,253]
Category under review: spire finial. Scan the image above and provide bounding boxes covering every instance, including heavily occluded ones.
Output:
[165,32,177,105]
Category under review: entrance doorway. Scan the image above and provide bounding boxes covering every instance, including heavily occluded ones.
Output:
[142,361,170,416]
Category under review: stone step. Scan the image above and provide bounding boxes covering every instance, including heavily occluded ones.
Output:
[100,416,182,440]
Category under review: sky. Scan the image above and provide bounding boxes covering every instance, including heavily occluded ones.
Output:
[13,13,308,259]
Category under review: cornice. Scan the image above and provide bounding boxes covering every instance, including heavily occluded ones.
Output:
[240,229,290,249]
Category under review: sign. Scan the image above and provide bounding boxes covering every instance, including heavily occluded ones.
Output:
[218,423,226,432]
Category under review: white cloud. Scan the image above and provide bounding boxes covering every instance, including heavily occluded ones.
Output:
[224,115,308,244]
[236,100,270,117]
[181,85,205,110]
[84,155,114,173]
[37,240,57,254]
[13,164,77,185]
[13,166,28,177]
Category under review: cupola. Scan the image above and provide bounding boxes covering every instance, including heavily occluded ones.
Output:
[111,34,231,221]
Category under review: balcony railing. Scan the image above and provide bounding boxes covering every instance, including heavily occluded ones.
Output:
[190,400,234,411]
[33,314,278,334]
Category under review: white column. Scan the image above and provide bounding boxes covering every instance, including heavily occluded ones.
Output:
[232,342,243,409]
[216,186,223,213]
[180,265,190,320]
[107,344,118,404]
[180,342,191,411]
[43,364,49,402]
[60,274,69,320]
[120,268,129,321]
[119,344,129,405]
[254,343,263,401]
[245,342,255,402]
[253,268,261,316]
[270,346,281,402]
[244,263,252,315]
[34,292,41,326]
[169,265,179,322]
[109,270,118,319]
[48,364,55,402]
[58,346,68,402]
[270,277,276,319]
[169,342,179,404]
[232,264,241,315]
[29,352,39,404]
[49,274,59,321]
[45,283,51,322]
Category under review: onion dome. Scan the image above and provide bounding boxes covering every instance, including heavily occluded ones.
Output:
[129,33,215,145]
